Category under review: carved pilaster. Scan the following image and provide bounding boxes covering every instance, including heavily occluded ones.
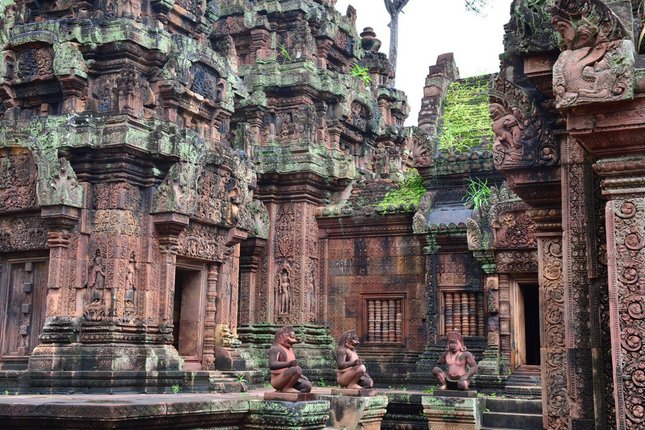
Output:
[239,237,267,325]
[40,205,80,343]
[596,166,645,430]
[202,263,218,370]
[531,209,569,430]
[153,213,189,331]
[605,197,645,430]
[561,138,595,427]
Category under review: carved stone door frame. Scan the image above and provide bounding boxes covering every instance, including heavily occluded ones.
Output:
[173,259,207,371]
[509,276,540,370]
[0,255,48,369]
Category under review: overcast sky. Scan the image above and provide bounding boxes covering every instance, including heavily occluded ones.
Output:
[334,0,512,125]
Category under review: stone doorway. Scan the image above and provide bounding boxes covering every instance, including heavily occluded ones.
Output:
[172,265,206,370]
[0,257,48,370]
[510,280,541,368]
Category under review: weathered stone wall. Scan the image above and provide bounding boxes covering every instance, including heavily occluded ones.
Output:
[319,214,426,382]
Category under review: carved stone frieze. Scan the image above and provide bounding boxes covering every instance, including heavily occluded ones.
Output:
[551,0,634,109]
[92,183,142,211]
[406,129,434,169]
[561,138,595,424]
[16,47,55,82]
[0,216,48,252]
[177,222,226,262]
[495,249,538,273]
[493,210,537,249]
[490,70,559,171]
[0,149,37,211]
[93,210,140,236]
[33,156,84,208]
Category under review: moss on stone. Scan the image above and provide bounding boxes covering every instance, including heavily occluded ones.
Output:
[376,169,425,213]
[439,76,494,151]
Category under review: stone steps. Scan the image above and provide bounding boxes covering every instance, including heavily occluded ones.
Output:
[504,366,542,398]
[482,397,543,430]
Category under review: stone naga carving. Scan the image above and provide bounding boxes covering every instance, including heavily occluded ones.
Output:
[268,326,312,393]
[37,156,84,208]
[550,0,634,109]
[335,330,373,390]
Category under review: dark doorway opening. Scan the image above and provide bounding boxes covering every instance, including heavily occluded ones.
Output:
[520,283,540,366]
[172,268,203,369]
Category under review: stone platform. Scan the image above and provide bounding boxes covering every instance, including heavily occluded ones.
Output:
[0,393,249,429]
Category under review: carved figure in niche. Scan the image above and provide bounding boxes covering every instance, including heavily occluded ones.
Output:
[87,249,106,303]
[124,252,136,305]
[301,104,316,142]
[275,267,291,315]
[316,104,329,144]
[490,103,523,161]
[432,331,478,390]
[336,330,373,389]
[268,326,312,393]
[262,113,276,143]
[226,185,241,225]
[372,142,388,177]
[308,268,316,315]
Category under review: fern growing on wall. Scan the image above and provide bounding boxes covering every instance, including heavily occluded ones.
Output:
[439,77,494,152]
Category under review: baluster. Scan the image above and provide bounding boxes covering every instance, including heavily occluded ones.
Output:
[444,292,453,333]
[375,299,382,342]
[389,299,395,342]
[469,293,477,336]
[477,293,485,336]
[368,300,375,342]
[452,293,462,331]
[396,300,402,342]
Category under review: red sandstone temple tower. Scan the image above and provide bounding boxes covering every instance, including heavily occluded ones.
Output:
[0,1,255,391]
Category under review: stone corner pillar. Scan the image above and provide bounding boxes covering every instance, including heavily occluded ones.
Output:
[321,394,388,430]
[37,204,82,343]
[245,399,330,430]
[422,394,484,430]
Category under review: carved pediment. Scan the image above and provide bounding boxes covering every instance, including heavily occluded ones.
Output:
[490,69,559,171]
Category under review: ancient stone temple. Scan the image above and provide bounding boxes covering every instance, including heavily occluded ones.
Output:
[0,0,412,392]
[0,0,258,391]
[0,0,644,429]
[488,1,645,429]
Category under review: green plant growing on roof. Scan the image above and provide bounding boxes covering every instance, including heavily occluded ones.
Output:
[350,64,373,87]
[439,78,494,152]
[171,384,181,394]
[377,169,426,213]
[463,177,491,210]
[277,44,292,63]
